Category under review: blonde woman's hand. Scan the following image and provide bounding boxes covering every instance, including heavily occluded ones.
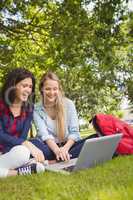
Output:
[22,140,45,163]
[54,147,61,161]
[59,147,70,161]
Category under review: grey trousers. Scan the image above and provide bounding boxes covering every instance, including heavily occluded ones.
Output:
[0,145,30,177]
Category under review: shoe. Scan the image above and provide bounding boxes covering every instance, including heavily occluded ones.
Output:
[17,162,45,176]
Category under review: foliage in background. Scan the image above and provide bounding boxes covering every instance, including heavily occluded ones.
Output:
[0,0,132,119]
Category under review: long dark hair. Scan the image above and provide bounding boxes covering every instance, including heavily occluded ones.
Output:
[1,68,35,108]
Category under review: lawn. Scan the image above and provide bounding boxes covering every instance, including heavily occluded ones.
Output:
[0,130,133,200]
[0,156,133,200]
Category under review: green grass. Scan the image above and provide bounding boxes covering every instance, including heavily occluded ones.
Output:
[0,156,133,200]
[80,127,95,138]
[1,129,133,200]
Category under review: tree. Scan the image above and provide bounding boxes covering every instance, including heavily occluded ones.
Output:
[0,0,131,119]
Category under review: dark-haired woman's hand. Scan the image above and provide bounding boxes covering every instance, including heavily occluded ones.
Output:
[22,140,45,163]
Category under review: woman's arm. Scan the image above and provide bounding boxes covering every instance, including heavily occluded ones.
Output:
[33,110,55,141]
[0,120,45,162]
[45,139,61,160]
[21,110,45,162]
[22,140,45,163]
[0,109,33,147]
[34,110,60,160]
[56,99,81,161]
[20,111,33,139]
[63,138,75,151]
[67,99,81,141]
[46,139,74,161]
[34,110,74,161]
[59,139,75,161]
[0,120,25,146]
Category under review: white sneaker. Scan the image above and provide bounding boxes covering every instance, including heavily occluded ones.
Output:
[36,162,45,173]
[17,162,45,175]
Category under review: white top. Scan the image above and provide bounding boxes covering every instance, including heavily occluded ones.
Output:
[33,98,81,143]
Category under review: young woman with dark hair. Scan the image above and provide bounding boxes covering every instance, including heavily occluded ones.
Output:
[0,68,45,178]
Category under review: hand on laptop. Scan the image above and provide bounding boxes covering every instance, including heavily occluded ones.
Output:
[57,147,71,161]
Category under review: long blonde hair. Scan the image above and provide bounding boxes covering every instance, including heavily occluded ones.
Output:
[39,71,65,142]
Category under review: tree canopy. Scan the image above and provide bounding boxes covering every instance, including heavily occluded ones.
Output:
[0,0,132,119]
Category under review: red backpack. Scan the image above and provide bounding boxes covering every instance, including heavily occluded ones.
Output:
[92,114,133,155]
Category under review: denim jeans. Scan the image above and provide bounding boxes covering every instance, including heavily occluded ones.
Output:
[30,134,98,160]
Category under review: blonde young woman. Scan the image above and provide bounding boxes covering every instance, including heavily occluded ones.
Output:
[33,72,96,161]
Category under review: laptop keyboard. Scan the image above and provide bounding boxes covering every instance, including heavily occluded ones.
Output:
[64,165,75,172]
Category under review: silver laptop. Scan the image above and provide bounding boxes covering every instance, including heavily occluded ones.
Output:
[45,134,122,173]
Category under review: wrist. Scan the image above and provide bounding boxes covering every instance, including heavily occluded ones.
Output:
[63,144,70,152]
[22,140,29,146]
[22,140,33,152]
[64,139,75,151]
[54,147,60,155]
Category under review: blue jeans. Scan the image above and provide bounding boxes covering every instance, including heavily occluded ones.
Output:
[30,134,97,160]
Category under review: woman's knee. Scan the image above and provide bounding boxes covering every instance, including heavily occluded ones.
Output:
[10,145,30,164]
[0,168,9,178]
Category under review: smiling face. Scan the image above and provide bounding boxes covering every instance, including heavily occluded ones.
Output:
[42,79,59,105]
[15,78,33,103]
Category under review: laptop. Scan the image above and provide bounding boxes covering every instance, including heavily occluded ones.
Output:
[45,133,122,173]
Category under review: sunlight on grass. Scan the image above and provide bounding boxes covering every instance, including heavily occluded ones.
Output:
[0,156,133,200]
[80,127,95,138]
[90,184,133,200]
